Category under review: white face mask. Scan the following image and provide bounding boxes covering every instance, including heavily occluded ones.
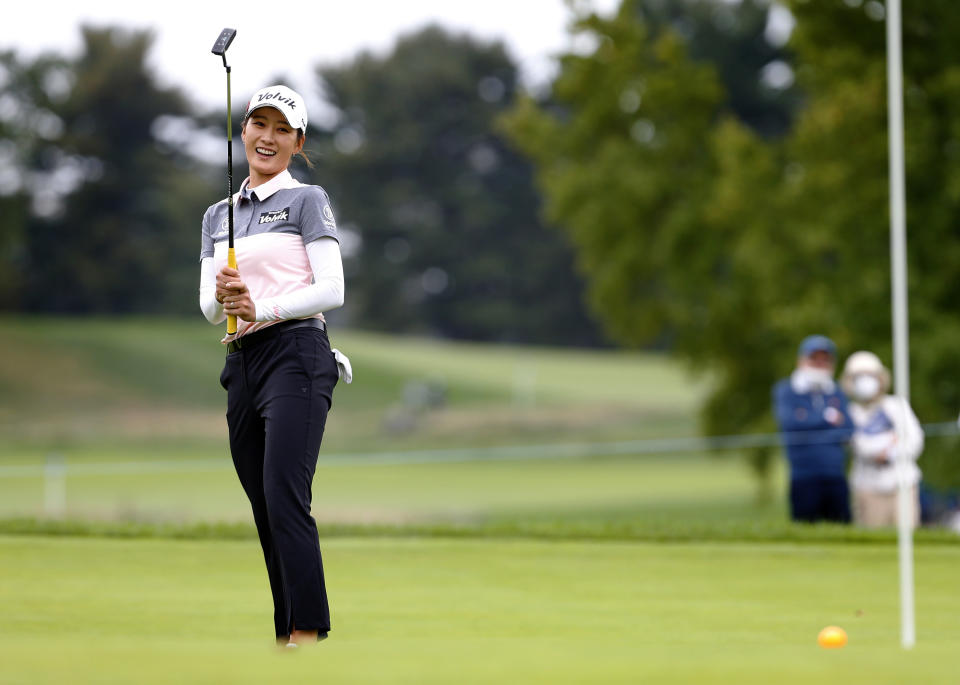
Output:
[852,374,881,401]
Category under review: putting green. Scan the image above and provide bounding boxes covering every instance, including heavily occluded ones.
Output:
[1,535,957,684]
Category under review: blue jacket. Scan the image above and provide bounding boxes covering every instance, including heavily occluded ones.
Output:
[772,378,854,480]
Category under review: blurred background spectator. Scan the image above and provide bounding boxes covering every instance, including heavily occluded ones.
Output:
[842,351,923,529]
[773,335,853,524]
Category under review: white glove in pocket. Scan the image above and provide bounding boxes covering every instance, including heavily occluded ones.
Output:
[331,348,353,384]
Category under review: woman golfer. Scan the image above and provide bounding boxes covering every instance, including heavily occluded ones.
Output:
[198,84,347,647]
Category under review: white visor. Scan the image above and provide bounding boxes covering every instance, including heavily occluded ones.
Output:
[244,85,308,133]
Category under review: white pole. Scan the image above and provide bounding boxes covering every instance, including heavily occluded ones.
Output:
[885,0,915,650]
[44,453,67,518]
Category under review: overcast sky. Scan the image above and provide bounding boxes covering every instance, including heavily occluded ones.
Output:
[2,0,621,117]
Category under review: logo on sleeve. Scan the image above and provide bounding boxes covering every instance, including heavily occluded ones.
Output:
[322,205,336,228]
[259,207,290,224]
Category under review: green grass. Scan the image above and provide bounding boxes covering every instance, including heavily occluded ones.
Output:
[1,534,958,684]
[2,317,959,683]
[0,315,703,411]
[0,450,793,532]
[0,316,744,531]
[0,315,705,454]
[0,451,767,520]
[5,512,960,547]
[0,315,954,540]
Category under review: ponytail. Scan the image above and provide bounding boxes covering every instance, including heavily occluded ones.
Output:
[297,131,314,169]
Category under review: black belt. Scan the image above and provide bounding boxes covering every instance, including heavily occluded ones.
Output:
[226,319,325,354]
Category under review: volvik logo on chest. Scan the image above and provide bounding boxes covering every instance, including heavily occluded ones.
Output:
[259,208,291,224]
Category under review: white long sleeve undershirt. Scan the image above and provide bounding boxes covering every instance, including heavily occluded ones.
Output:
[198,237,344,325]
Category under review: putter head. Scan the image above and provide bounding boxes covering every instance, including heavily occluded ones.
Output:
[211,28,237,56]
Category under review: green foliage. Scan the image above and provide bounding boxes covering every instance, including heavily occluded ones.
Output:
[1,24,604,343]
[503,0,771,427]
[617,0,801,137]
[504,0,960,488]
[2,27,219,315]
[505,10,722,345]
[312,26,602,344]
[0,49,70,307]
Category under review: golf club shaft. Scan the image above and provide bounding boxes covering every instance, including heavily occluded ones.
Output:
[226,63,237,335]
[211,28,239,335]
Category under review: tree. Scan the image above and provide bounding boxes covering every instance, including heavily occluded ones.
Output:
[505,0,960,492]
[778,0,960,489]
[10,27,219,315]
[310,26,602,344]
[613,0,801,137]
[0,49,72,309]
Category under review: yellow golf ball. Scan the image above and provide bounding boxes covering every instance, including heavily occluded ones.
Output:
[817,626,848,649]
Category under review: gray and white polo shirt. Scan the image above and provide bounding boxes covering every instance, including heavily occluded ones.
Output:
[200,169,339,336]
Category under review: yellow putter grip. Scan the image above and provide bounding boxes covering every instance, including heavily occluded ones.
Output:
[226,247,238,335]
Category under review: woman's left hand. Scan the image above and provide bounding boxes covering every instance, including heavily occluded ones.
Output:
[224,290,256,322]
[217,267,256,322]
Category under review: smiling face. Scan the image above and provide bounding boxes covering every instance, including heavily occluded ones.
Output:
[241,107,304,187]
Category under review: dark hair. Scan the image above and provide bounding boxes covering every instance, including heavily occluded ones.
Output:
[296,131,314,169]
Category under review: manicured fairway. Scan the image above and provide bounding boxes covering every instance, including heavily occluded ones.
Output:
[1,535,957,684]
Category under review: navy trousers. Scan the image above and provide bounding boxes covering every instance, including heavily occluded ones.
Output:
[789,475,851,524]
[220,323,339,639]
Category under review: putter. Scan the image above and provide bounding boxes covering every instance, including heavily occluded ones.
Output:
[211,28,239,335]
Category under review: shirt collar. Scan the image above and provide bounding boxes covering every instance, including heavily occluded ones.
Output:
[237,169,295,202]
